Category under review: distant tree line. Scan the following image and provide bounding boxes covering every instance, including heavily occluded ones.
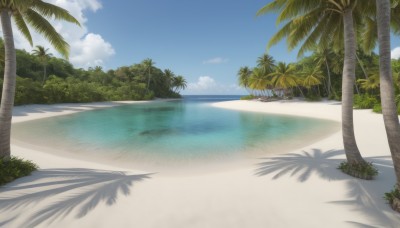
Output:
[0,40,187,105]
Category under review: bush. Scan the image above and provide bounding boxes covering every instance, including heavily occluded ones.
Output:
[305,94,321,101]
[338,161,378,180]
[354,94,379,109]
[373,104,382,113]
[0,156,38,186]
[240,95,256,100]
[385,186,400,205]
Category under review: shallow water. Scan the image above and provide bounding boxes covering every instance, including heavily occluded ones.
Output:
[12,96,338,168]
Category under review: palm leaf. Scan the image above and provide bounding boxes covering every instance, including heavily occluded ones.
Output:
[32,0,80,26]
[13,11,33,46]
[23,9,69,58]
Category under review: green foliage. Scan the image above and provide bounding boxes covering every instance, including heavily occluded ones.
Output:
[240,95,256,100]
[338,161,378,180]
[373,104,382,113]
[353,94,379,109]
[384,186,400,205]
[305,94,322,101]
[0,156,38,186]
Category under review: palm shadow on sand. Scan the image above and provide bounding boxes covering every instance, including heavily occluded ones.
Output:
[254,149,400,227]
[0,168,152,227]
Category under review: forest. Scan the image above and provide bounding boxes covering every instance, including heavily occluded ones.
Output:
[0,41,187,105]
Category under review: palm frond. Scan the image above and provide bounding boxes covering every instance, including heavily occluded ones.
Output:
[13,11,33,46]
[32,0,80,26]
[23,9,69,58]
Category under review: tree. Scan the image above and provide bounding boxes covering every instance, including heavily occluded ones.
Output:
[249,67,271,96]
[257,53,275,73]
[313,47,334,97]
[238,66,253,94]
[0,0,80,159]
[32,45,52,85]
[268,62,302,97]
[257,0,368,165]
[376,0,400,193]
[172,76,187,93]
[142,58,155,93]
[301,67,323,95]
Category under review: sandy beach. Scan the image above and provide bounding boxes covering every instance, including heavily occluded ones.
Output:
[1,99,400,227]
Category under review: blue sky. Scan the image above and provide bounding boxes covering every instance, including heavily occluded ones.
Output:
[4,0,400,95]
[85,0,292,95]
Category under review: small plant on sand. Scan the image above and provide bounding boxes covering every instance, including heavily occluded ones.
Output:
[0,156,38,186]
[385,186,400,212]
[338,161,378,180]
[240,95,256,100]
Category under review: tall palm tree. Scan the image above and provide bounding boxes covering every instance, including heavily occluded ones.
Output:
[238,66,253,94]
[142,58,155,92]
[0,1,80,159]
[164,69,175,90]
[32,45,52,85]
[313,47,334,97]
[268,62,302,97]
[249,67,271,96]
[257,0,368,165]
[376,0,400,190]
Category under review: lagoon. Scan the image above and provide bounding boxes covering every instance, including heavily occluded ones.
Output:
[12,96,338,169]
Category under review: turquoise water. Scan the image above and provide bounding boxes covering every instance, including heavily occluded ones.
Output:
[12,96,337,164]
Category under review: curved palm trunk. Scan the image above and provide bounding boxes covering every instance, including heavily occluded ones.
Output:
[376,0,400,187]
[341,9,365,164]
[0,10,16,159]
[325,58,332,97]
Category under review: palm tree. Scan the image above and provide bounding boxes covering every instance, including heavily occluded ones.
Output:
[172,76,187,93]
[248,67,271,96]
[313,47,334,97]
[301,67,323,95]
[0,1,80,159]
[257,53,276,73]
[142,58,155,92]
[238,66,253,94]
[257,0,368,165]
[164,69,175,90]
[32,45,52,85]
[268,62,302,97]
[376,0,400,191]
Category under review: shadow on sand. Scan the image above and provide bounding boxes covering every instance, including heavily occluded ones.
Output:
[254,149,400,228]
[0,168,152,227]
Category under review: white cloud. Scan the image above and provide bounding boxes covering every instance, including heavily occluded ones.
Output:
[2,0,115,69]
[391,47,400,59]
[203,57,229,64]
[185,76,245,95]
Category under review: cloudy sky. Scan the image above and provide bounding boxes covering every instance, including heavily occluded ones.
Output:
[3,0,400,95]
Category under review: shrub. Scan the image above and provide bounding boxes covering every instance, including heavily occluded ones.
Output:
[354,94,379,109]
[385,186,400,205]
[0,156,38,186]
[240,95,256,100]
[338,161,378,180]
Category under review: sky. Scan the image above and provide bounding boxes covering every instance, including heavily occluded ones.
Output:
[4,0,400,95]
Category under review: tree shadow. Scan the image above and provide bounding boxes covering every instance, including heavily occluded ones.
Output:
[254,149,400,227]
[329,156,400,227]
[254,149,346,181]
[0,168,152,227]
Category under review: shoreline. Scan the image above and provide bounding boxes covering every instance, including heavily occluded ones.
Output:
[4,99,400,228]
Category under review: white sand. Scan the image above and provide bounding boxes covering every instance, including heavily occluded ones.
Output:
[1,99,399,228]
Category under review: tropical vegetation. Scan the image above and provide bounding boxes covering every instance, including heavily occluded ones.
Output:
[250,0,400,210]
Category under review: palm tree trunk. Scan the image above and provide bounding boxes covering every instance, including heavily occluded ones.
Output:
[376,0,400,187]
[325,58,332,97]
[0,10,16,159]
[341,8,365,164]
[356,53,369,79]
